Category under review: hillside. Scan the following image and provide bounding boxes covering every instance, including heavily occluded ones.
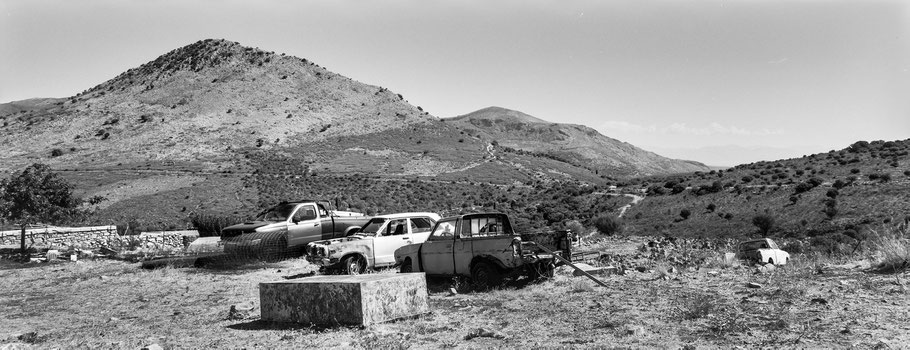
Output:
[0,39,702,230]
[619,139,910,253]
[448,107,708,177]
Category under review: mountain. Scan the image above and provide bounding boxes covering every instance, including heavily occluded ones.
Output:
[0,39,715,229]
[0,39,433,173]
[447,107,709,177]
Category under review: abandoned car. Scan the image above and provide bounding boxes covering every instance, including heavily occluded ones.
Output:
[737,238,790,265]
[305,212,441,274]
[394,213,557,289]
[221,200,369,260]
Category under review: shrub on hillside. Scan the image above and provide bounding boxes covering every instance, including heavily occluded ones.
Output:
[752,214,775,235]
[592,215,623,236]
[679,209,691,221]
[563,220,586,237]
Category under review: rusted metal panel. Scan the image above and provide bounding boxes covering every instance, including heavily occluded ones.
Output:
[259,273,429,326]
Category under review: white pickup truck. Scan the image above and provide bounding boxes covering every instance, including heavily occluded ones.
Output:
[305,212,440,274]
[221,200,369,261]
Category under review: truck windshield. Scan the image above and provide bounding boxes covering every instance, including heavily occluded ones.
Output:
[358,218,388,235]
[256,204,297,221]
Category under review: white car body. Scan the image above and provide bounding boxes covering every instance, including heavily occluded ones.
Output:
[738,238,790,265]
[305,212,440,273]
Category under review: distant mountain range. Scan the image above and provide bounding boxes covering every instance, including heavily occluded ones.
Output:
[0,38,707,182]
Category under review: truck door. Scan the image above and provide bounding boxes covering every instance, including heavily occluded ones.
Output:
[420,219,456,274]
[286,204,322,248]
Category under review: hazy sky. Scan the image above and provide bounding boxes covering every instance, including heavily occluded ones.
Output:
[2,0,908,166]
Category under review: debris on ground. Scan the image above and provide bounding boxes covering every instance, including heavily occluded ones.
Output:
[228,302,256,320]
[464,327,506,340]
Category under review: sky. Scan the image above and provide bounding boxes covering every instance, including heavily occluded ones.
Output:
[2,0,909,166]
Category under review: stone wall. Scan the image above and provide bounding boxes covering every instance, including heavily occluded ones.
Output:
[0,226,198,251]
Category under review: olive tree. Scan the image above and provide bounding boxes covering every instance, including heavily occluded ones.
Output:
[0,163,83,257]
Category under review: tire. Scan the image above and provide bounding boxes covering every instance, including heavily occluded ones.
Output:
[343,255,365,275]
[471,261,503,291]
[768,258,774,265]
[399,258,413,273]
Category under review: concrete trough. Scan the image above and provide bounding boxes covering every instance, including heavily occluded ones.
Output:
[259,273,429,326]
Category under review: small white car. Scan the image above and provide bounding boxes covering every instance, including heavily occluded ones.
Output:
[738,238,790,265]
[305,212,440,274]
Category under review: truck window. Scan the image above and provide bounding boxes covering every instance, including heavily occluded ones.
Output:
[258,203,297,221]
[409,217,434,233]
[461,216,506,238]
[316,204,329,217]
[428,220,456,240]
[293,204,318,222]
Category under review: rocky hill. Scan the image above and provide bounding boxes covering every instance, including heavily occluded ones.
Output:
[448,107,708,177]
[0,39,433,173]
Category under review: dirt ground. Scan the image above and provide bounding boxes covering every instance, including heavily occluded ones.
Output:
[1,240,908,349]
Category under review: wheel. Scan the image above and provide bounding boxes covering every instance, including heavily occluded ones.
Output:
[399,258,413,273]
[768,258,774,265]
[471,261,503,291]
[343,255,365,275]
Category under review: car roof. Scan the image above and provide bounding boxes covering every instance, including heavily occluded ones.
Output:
[370,212,441,221]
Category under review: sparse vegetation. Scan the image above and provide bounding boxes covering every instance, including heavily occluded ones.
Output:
[592,215,624,236]
[751,214,775,235]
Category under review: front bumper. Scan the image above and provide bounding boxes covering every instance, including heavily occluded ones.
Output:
[305,254,339,267]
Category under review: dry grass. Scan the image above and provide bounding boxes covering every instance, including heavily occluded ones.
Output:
[2,237,909,349]
[869,226,910,273]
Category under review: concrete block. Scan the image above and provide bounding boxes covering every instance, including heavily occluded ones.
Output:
[260,273,429,326]
[723,252,737,265]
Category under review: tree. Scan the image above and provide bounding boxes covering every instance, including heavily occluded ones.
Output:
[0,163,83,257]
[751,214,776,235]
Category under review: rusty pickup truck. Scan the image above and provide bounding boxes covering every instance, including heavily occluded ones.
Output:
[394,212,556,290]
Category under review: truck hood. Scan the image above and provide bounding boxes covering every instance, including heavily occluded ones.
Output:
[222,221,287,238]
